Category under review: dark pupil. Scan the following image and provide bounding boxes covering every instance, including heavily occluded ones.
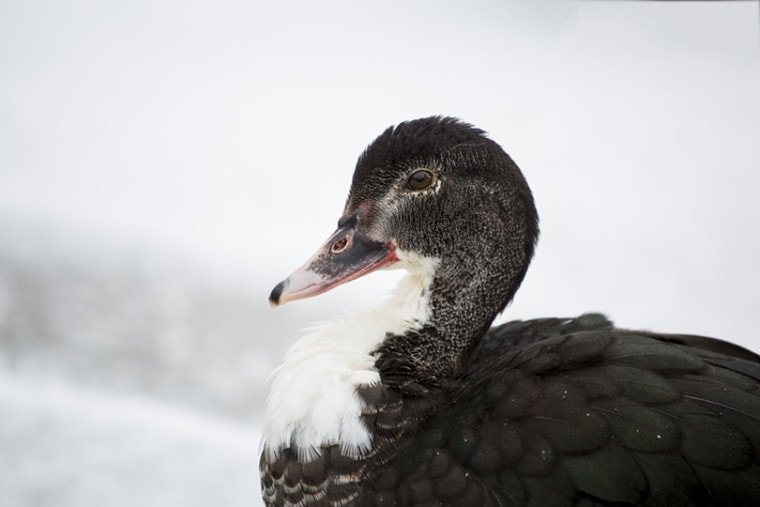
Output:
[408,170,432,190]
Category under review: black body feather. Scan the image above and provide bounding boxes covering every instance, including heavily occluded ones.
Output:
[262,314,760,506]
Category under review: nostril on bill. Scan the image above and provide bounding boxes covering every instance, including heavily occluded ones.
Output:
[331,237,349,254]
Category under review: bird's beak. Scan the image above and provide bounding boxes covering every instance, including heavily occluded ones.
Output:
[269,209,397,307]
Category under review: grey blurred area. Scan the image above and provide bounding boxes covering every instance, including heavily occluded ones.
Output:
[0,221,272,417]
[0,220,278,507]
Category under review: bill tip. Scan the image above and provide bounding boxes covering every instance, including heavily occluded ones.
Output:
[269,280,286,308]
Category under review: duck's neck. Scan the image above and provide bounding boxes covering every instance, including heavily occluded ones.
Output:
[375,252,517,385]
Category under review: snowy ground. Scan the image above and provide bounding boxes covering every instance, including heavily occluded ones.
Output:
[0,369,263,507]
[0,235,272,507]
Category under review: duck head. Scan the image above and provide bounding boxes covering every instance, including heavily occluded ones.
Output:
[270,116,539,353]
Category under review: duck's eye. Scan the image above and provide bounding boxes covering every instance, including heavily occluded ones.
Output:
[406,169,435,192]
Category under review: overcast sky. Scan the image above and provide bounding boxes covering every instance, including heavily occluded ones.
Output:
[1,1,759,350]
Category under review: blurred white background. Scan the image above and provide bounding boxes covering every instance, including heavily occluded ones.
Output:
[1,1,759,506]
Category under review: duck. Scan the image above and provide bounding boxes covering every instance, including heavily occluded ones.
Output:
[261,116,760,506]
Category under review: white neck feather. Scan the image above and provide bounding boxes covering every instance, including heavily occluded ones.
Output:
[262,252,438,462]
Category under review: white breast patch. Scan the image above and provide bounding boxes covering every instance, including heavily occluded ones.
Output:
[262,252,438,462]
